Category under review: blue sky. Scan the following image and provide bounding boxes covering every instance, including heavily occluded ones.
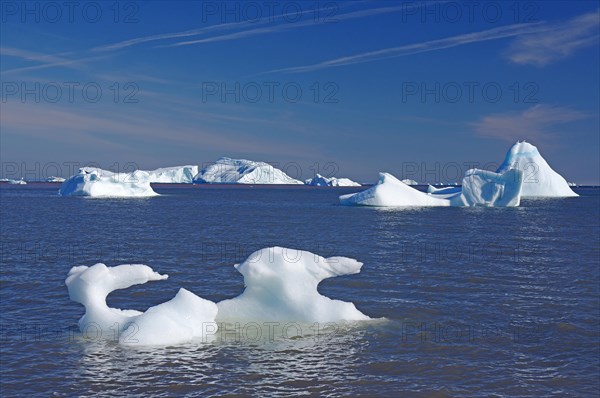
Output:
[1,1,599,183]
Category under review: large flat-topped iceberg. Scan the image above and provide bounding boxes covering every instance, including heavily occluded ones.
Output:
[497,141,578,198]
[59,167,158,197]
[66,263,217,346]
[341,169,523,207]
[146,165,198,183]
[217,247,370,322]
[305,173,361,187]
[193,157,303,184]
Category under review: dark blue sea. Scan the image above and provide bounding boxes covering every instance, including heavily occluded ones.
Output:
[1,184,599,397]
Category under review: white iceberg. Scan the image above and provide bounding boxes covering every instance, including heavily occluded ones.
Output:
[496,141,578,197]
[305,174,361,187]
[459,168,523,207]
[216,247,370,322]
[193,157,303,184]
[59,167,158,197]
[401,179,419,185]
[7,178,26,185]
[341,169,523,207]
[65,263,218,346]
[45,176,65,183]
[146,165,198,183]
[340,173,450,207]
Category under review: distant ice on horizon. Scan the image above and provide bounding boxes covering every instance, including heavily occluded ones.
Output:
[193,157,304,185]
[305,173,361,187]
[146,165,198,183]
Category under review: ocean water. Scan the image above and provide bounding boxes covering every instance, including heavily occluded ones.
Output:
[1,184,599,397]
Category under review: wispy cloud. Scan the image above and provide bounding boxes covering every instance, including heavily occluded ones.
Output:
[93,2,426,51]
[505,10,600,66]
[170,4,423,47]
[0,46,107,75]
[265,22,547,74]
[472,104,589,142]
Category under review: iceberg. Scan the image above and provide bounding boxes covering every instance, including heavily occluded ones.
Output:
[341,169,523,207]
[458,168,523,207]
[497,141,578,197]
[305,174,361,187]
[146,165,198,183]
[59,167,158,197]
[7,178,26,185]
[45,176,65,183]
[401,179,419,186]
[66,246,373,345]
[193,157,303,184]
[65,263,218,346]
[340,173,450,207]
[216,247,370,322]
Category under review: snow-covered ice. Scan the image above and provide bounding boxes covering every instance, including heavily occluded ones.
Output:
[59,167,158,197]
[65,263,217,346]
[66,246,373,345]
[193,157,303,184]
[401,179,419,186]
[341,169,523,207]
[146,165,198,183]
[458,168,523,207]
[340,173,450,207]
[427,185,461,195]
[497,141,578,197]
[305,174,361,187]
[216,247,370,322]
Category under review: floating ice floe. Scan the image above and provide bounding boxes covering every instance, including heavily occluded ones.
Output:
[217,247,370,322]
[305,173,361,187]
[146,165,198,183]
[193,157,303,184]
[496,141,578,198]
[59,167,158,197]
[340,169,523,207]
[65,263,217,346]
[66,247,371,345]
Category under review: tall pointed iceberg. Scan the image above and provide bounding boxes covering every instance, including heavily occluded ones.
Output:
[496,141,578,197]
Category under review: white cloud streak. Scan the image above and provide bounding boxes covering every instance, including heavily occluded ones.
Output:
[506,10,600,66]
[266,22,548,74]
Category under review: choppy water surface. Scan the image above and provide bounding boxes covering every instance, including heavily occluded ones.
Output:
[1,184,599,397]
